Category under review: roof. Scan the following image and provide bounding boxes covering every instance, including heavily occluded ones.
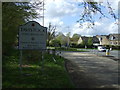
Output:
[81,36,89,42]
[93,36,99,43]
[109,34,120,41]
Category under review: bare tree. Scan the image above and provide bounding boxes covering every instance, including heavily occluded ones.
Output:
[47,22,57,46]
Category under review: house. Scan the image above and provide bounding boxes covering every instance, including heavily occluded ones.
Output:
[109,34,120,46]
[54,32,68,46]
[77,36,100,45]
[92,36,100,46]
[96,34,120,46]
[70,34,81,44]
[78,36,89,45]
[96,35,110,45]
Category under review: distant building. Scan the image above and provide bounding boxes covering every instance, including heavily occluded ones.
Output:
[77,36,100,45]
[70,35,81,44]
[109,34,120,46]
[96,34,120,46]
[92,36,100,46]
[78,36,89,45]
[96,35,110,45]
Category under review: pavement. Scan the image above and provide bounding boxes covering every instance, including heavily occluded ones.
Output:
[61,51,119,88]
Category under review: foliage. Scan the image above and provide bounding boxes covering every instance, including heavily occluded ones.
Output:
[105,45,120,50]
[81,40,87,46]
[77,1,118,28]
[87,37,93,46]
[55,32,68,46]
[56,47,87,52]
[3,50,75,88]
[49,39,61,47]
[71,34,81,44]
[77,44,85,48]
[2,2,38,55]
[47,22,56,46]
[70,43,77,48]
[72,34,81,40]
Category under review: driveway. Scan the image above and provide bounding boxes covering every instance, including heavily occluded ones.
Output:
[61,51,119,88]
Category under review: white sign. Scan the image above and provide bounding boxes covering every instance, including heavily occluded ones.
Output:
[18,21,47,50]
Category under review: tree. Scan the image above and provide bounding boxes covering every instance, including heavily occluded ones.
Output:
[81,40,86,46]
[50,39,61,47]
[72,34,81,39]
[55,32,68,46]
[47,22,56,46]
[87,37,93,46]
[77,1,118,28]
[71,34,81,44]
[2,2,38,55]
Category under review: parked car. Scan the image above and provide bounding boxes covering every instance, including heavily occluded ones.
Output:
[98,46,106,52]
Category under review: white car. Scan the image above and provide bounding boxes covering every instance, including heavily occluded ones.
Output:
[98,46,106,52]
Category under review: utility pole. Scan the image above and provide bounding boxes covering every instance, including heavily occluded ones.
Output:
[66,26,70,48]
[43,0,44,26]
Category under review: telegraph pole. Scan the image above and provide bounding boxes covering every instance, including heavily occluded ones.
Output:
[43,0,44,26]
[67,26,70,48]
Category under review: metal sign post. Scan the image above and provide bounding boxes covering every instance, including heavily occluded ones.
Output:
[41,51,44,74]
[18,21,47,75]
[19,50,23,74]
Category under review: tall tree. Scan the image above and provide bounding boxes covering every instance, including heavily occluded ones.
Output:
[71,34,81,44]
[47,22,56,46]
[2,2,38,55]
[87,37,93,46]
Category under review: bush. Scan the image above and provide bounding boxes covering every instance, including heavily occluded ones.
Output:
[70,43,77,48]
[105,45,120,50]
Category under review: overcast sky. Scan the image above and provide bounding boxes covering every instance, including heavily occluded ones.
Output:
[35,0,119,37]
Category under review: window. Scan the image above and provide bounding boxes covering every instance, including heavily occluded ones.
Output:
[110,36,115,40]
[99,37,102,41]
[119,42,120,45]
[113,36,116,40]
[110,42,112,45]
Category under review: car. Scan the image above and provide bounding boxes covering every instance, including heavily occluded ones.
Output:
[98,46,106,52]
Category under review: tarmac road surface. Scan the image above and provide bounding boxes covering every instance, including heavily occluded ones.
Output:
[61,51,119,88]
[77,49,120,60]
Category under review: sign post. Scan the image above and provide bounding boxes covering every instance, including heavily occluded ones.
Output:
[18,21,47,75]
[19,50,23,74]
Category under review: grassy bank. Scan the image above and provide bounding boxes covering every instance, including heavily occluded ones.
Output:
[48,47,88,52]
[3,50,74,88]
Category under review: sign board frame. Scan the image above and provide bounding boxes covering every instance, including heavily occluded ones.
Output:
[18,21,47,75]
[18,21,47,50]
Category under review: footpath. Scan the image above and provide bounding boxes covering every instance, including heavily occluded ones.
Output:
[61,52,119,89]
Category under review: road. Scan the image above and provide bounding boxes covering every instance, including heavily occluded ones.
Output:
[61,51,119,88]
[78,49,120,60]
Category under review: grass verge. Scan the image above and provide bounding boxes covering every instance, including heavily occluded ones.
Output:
[55,47,88,52]
[2,50,75,88]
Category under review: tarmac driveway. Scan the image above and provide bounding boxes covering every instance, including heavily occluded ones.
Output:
[61,51,119,88]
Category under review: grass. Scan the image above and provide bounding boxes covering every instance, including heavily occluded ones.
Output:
[50,47,88,52]
[2,50,75,88]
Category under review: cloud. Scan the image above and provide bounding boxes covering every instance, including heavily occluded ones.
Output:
[35,0,118,37]
[40,0,80,33]
[70,18,118,37]
[44,0,79,18]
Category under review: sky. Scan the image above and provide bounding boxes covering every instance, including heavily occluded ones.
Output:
[35,0,119,37]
